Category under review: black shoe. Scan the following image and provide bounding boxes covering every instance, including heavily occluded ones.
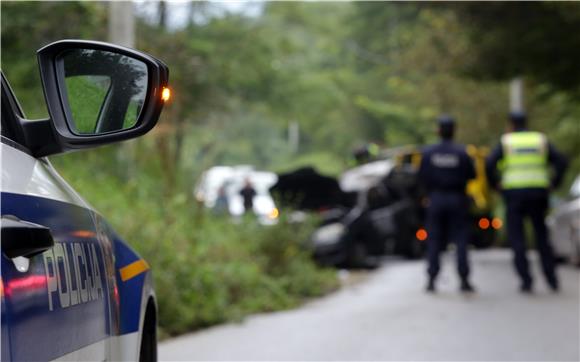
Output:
[426,279,436,293]
[548,280,560,293]
[460,280,475,293]
[520,282,533,294]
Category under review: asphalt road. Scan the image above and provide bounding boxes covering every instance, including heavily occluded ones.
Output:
[160,250,579,361]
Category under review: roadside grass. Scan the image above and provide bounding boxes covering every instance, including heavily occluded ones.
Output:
[51,147,339,337]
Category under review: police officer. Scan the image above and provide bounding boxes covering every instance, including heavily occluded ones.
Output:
[419,115,476,293]
[486,112,568,293]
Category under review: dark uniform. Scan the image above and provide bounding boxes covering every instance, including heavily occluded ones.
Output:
[240,180,257,213]
[419,116,476,292]
[486,112,568,292]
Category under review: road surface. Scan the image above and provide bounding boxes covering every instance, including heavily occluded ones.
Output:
[160,250,579,361]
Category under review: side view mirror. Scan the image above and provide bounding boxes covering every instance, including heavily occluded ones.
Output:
[30,40,169,156]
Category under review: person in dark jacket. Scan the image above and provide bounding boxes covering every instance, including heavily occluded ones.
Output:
[240,178,257,214]
[486,112,568,293]
[419,115,476,293]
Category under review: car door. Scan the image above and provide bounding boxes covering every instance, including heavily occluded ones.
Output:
[1,80,116,361]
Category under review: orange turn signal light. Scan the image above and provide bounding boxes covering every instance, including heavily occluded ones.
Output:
[478,217,490,230]
[161,87,171,102]
[491,217,503,230]
[268,207,280,220]
[416,228,428,241]
[70,230,96,238]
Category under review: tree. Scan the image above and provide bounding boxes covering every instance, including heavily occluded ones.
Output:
[1,2,107,118]
[446,2,580,95]
[348,3,509,147]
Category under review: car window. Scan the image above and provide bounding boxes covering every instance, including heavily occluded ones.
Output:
[1,74,26,144]
[1,118,12,141]
[0,69,49,121]
[1,96,12,138]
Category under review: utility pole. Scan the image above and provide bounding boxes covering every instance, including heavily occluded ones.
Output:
[510,77,524,113]
[288,121,300,153]
[108,1,135,47]
[158,1,167,29]
[109,1,136,178]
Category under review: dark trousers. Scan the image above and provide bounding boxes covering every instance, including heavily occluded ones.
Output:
[504,190,558,286]
[426,192,470,280]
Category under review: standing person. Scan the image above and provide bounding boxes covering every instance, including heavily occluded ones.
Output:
[486,112,568,293]
[240,178,257,214]
[214,184,229,215]
[419,115,477,293]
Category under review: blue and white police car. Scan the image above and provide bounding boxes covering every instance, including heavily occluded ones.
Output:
[1,40,169,361]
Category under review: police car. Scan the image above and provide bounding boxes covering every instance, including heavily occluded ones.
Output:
[1,40,168,361]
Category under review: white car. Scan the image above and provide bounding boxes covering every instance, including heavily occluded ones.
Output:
[1,40,168,361]
[548,175,580,266]
[195,166,279,224]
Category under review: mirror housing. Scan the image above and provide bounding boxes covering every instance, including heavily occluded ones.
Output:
[32,39,169,156]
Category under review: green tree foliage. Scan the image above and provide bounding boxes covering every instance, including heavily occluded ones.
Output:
[445,2,580,95]
[348,3,509,147]
[440,2,580,187]
[348,2,578,188]
[1,1,107,118]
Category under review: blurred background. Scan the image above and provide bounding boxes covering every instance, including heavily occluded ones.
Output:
[2,0,579,344]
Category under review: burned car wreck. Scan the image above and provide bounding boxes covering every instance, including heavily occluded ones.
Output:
[272,146,497,269]
[271,160,425,268]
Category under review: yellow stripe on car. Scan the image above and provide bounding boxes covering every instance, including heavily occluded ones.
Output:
[119,259,150,282]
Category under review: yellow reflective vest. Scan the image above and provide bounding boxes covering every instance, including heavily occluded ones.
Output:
[500,131,550,189]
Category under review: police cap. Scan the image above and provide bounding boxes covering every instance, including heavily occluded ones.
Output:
[437,114,455,126]
[509,111,527,126]
[437,114,455,140]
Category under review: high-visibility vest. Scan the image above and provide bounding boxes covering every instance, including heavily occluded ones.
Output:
[500,131,550,189]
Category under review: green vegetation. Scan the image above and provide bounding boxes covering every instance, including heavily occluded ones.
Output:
[124,99,140,129]
[64,75,140,134]
[65,76,110,133]
[2,1,579,336]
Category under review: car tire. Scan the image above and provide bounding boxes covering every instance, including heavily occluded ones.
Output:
[403,237,424,259]
[345,241,370,269]
[395,229,424,259]
[570,228,580,268]
[139,300,157,362]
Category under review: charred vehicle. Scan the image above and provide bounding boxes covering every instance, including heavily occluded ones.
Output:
[271,146,497,268]
[271,161,424,268]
